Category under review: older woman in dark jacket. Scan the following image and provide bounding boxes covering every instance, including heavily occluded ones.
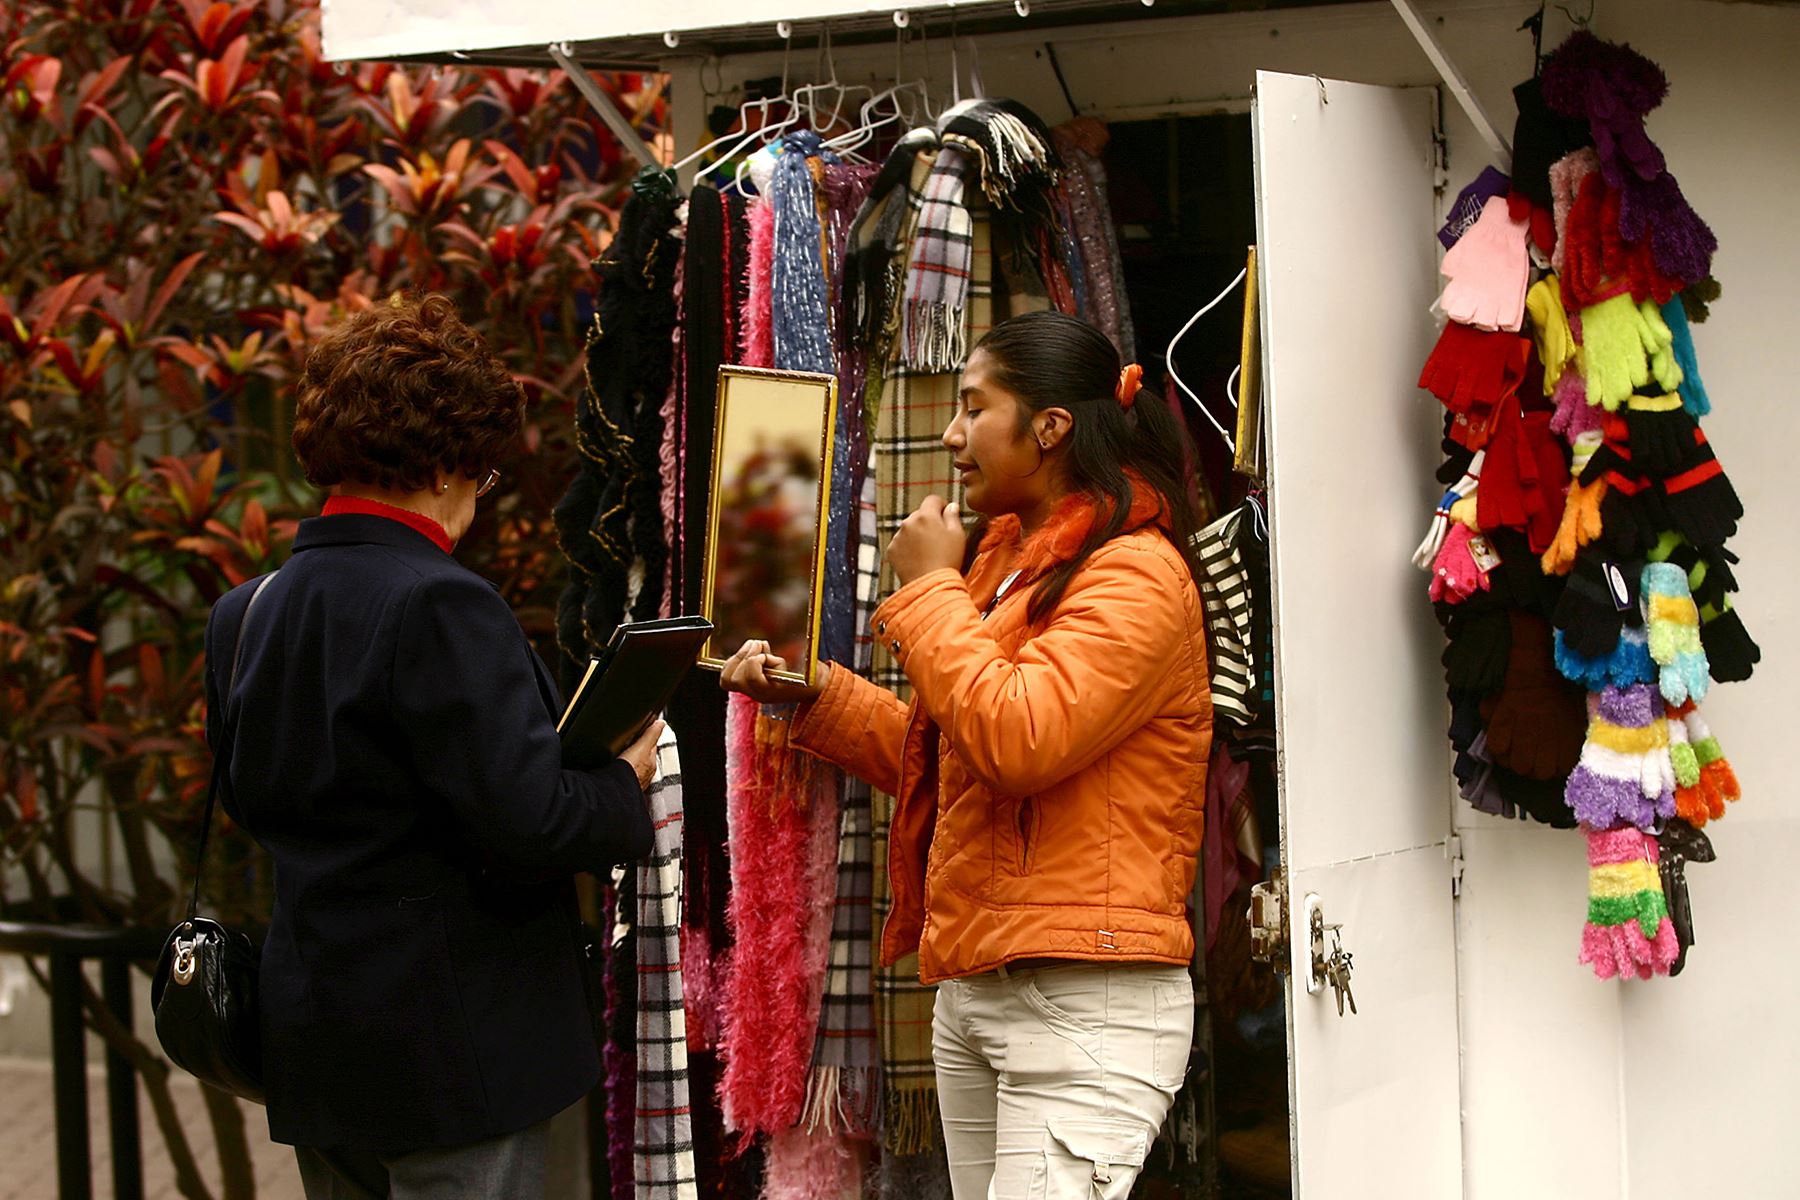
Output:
[206,294,658,1199]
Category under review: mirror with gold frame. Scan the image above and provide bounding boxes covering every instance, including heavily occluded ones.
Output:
[697,365,839,686]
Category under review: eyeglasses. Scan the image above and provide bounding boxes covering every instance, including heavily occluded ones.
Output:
[474,468,501,499]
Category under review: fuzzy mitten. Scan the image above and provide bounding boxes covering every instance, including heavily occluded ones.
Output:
[1540,475,1606,576]
[1564,684,1675,830]
[1664,702,1701,790]
[1540,31,1669,187]
[1659,296,1711,417]
[1641,562,1708,705]
[1672,701,1740,825]
[1549,149,1600,276]
[1549,370,1601,442]
[1579,294,1659,410]
[1437,196,1531,331]
[1554,625,1655,692]
[1579,825,1680,982]
[1616,170,1718,286]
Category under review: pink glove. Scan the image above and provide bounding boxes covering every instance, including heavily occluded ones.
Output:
[1430,522,1492,604]
[1437,196,1531,332]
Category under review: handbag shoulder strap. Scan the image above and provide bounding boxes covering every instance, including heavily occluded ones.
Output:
[188,570,280,921]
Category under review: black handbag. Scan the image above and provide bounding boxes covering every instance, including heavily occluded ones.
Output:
[151,570,278,1104]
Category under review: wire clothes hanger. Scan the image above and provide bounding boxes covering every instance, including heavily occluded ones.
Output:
[1165,266,1249,454]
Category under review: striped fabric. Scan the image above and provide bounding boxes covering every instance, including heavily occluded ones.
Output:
[1191,504,1257,728]
[635,727,697,1200]
[867,200,996,1157]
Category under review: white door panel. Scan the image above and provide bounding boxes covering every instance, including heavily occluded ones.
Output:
[1253,70,1460,1196]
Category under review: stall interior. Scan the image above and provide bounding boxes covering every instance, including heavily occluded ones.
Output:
[557,76,1296,1200]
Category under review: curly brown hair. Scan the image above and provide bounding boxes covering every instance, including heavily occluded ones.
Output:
[291,293,523,492]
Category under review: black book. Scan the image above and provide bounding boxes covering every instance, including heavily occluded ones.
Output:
[557,616,714,770]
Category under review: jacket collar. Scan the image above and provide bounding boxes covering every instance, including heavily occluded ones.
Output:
[292,511,455,557]
[976,472,1172,582]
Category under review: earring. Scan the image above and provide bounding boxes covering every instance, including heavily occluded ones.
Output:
[440,482,449,494]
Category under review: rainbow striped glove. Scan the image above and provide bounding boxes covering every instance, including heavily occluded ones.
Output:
[1579,825,1679,981]
[1564,684,1676,831]
[1641,561,1709,706]
[1669,700,1741,826]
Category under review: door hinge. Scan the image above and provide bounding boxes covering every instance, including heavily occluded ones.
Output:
[1448,834,1465,899]
[1249,867,1289,972]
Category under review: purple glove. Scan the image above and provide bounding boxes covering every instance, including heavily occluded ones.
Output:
[1437,197,1531,332]
[1439,166,1512,250]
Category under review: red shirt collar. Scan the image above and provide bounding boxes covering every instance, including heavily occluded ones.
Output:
[322,495,455,554]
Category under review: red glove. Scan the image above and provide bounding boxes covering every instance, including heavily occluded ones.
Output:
[1419,323,1532,450]
[1478,404,1570,554]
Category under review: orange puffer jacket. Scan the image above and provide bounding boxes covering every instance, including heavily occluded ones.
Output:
[792,487,1212,984]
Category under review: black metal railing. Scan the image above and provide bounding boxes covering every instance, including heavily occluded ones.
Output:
[0,919,167,1200]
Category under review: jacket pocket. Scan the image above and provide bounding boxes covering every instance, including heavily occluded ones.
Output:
[1151,974,1195,1089]
[1015,796,1038,875]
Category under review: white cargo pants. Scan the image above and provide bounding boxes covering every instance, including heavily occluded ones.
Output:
[932,962,1193,1199]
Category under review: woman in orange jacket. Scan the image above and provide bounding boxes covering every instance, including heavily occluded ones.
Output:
[720,311,1213,1199]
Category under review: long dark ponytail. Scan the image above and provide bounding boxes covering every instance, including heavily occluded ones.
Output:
[972,310,1204,622]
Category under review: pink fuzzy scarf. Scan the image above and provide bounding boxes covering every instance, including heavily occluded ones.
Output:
[740,200,775,369]
[719,693,842,1140]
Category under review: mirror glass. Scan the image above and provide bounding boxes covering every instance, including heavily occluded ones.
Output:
[699,366,838,684]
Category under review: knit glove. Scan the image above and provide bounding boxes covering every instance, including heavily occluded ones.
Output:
[1561,172,1630,310]
[1661,426,1742,548]
[1622,392,1692,477]
[1616,170,1719,287]
[1437,197,1531,332]
[1526,276,1579,393]
[1659,296,1711,417]
[1664,701,1701,789]
[1641,561,1709,705]
[1480,611,1587,780]
[1579,416,1665,557]
[1673,701,1741,825]
[1698,598,1759,683]
[1412,458,1482,570]
[1579,825,1679,982]
[1553,549,1642,658]
[1478,404,1568,555]
[1419,324,1532,449]
[1564,684,1676,831]
[1554,625,1656,692]
[1441,604,1511,695]
[1429,523,1492,604]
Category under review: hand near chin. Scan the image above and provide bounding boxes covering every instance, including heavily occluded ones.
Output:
[887,495,967,586]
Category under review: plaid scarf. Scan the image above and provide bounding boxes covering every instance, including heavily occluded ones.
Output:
[635,727,697,1200]
[901,141,976,373]
[868,205,996,1158]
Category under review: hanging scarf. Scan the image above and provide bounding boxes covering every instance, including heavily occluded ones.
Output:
[635,728,699,1200]
[770,130,838,375]
[717,695,843,1141]
[900,141,977,373]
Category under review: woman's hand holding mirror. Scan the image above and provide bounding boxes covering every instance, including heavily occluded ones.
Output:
[717,639,831,704]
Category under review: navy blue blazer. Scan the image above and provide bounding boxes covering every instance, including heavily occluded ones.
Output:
[205,513,650,1154]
